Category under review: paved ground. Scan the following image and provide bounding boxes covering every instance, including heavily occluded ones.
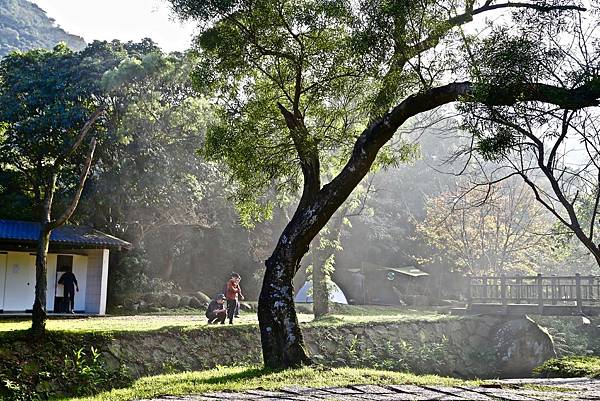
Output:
[143,378,600,400]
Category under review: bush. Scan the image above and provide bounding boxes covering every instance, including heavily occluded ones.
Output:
[0,340,131,401]
[534,356,600,378]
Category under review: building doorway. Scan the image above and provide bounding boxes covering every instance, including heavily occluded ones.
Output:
[54,255,73,313]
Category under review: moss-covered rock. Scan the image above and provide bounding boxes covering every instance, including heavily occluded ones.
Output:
[189,296,205,309]
[194,291,212,304]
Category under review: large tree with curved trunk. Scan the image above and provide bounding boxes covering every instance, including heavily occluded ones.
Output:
[168,0,596,368]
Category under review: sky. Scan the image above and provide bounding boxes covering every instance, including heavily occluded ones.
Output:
[29,0,197,52]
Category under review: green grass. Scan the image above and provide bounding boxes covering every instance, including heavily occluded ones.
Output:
[534,356,600,378]
[0,313,268,333]
[0,305,449,334]
[310,305,452,326]
[59,365,474,401]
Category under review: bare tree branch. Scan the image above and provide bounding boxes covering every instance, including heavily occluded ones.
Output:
[49,137,97,230]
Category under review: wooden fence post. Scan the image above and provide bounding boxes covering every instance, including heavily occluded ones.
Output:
[537,273,544,314]
[576,273,582,313]
[482,275,488,301]
[551,275,557,305]
[466,274,472,308]
[501,273,507,306]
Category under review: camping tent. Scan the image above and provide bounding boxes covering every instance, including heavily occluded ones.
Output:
[295,280,348,304]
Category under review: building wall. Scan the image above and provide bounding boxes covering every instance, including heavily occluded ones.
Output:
[84,249,109,315]
[2,252,35,310]
[0,253,6,310]
[0,249,108,314]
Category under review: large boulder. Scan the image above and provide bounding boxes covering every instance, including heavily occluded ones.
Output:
[165,294,181,309]
[159,293,172,308]
[179,295,192,308]
[194,291,212,304]
[189,296,205,309]
[493,316,556,378]
[143,292,161,306]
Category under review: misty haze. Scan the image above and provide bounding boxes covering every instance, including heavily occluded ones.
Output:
[1,0,600,400]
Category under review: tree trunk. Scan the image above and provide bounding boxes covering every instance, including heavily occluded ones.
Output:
[311,235,330,319]
[160,248,175,280]
[258,247,312,369]
[32,224,50,337]
[312,210,347,319]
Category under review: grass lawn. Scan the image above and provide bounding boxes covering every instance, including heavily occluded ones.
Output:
[60,365,474,401]
[0,305,448,333]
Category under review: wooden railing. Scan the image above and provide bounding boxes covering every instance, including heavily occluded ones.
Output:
[468,274,600,312]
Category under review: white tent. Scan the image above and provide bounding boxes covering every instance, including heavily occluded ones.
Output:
[295,280,348,304]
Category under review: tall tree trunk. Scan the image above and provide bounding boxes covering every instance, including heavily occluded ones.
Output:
[32,226,50,336]
[311,235,329,319]
[312,210,347,318]
[259,82,473,368]
[32,196,52,338]
[30,129,98,336]
[258,244,312,369]
[160,248,175,280]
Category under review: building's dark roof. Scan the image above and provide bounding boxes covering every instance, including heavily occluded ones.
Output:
[0,220,131,250]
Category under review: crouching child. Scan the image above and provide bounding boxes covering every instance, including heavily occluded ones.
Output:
[206,294,227,324]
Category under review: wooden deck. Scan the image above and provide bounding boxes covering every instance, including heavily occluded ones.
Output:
[454,274,600,316]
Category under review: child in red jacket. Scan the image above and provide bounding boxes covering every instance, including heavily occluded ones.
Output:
[226,272,244,324]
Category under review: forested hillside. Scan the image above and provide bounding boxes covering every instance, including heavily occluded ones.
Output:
[0,0,85,57]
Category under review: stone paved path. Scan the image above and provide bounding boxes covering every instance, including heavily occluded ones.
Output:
[143,378,600,401]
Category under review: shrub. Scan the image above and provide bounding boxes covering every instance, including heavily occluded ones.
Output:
[534,356,600,378]
[0,339,132,401]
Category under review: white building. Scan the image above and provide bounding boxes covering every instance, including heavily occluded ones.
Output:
[0,220,130,314]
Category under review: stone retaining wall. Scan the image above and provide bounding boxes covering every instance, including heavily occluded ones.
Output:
[102,315,555,379]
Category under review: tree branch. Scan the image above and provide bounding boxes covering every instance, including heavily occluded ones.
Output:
[547,110,572,170]
[277,102,321,211]
[285,77,600,251]
[590,170,600,240]
[48,137,97,230]
[53,107,105,168]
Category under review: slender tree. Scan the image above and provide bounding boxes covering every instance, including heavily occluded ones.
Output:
[168,0,596,368]
[0,43,126,335]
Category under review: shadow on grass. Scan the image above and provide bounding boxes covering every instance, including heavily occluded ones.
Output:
[187,366,276,386]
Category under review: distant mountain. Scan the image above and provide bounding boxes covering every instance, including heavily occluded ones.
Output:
[0,0,85,57]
